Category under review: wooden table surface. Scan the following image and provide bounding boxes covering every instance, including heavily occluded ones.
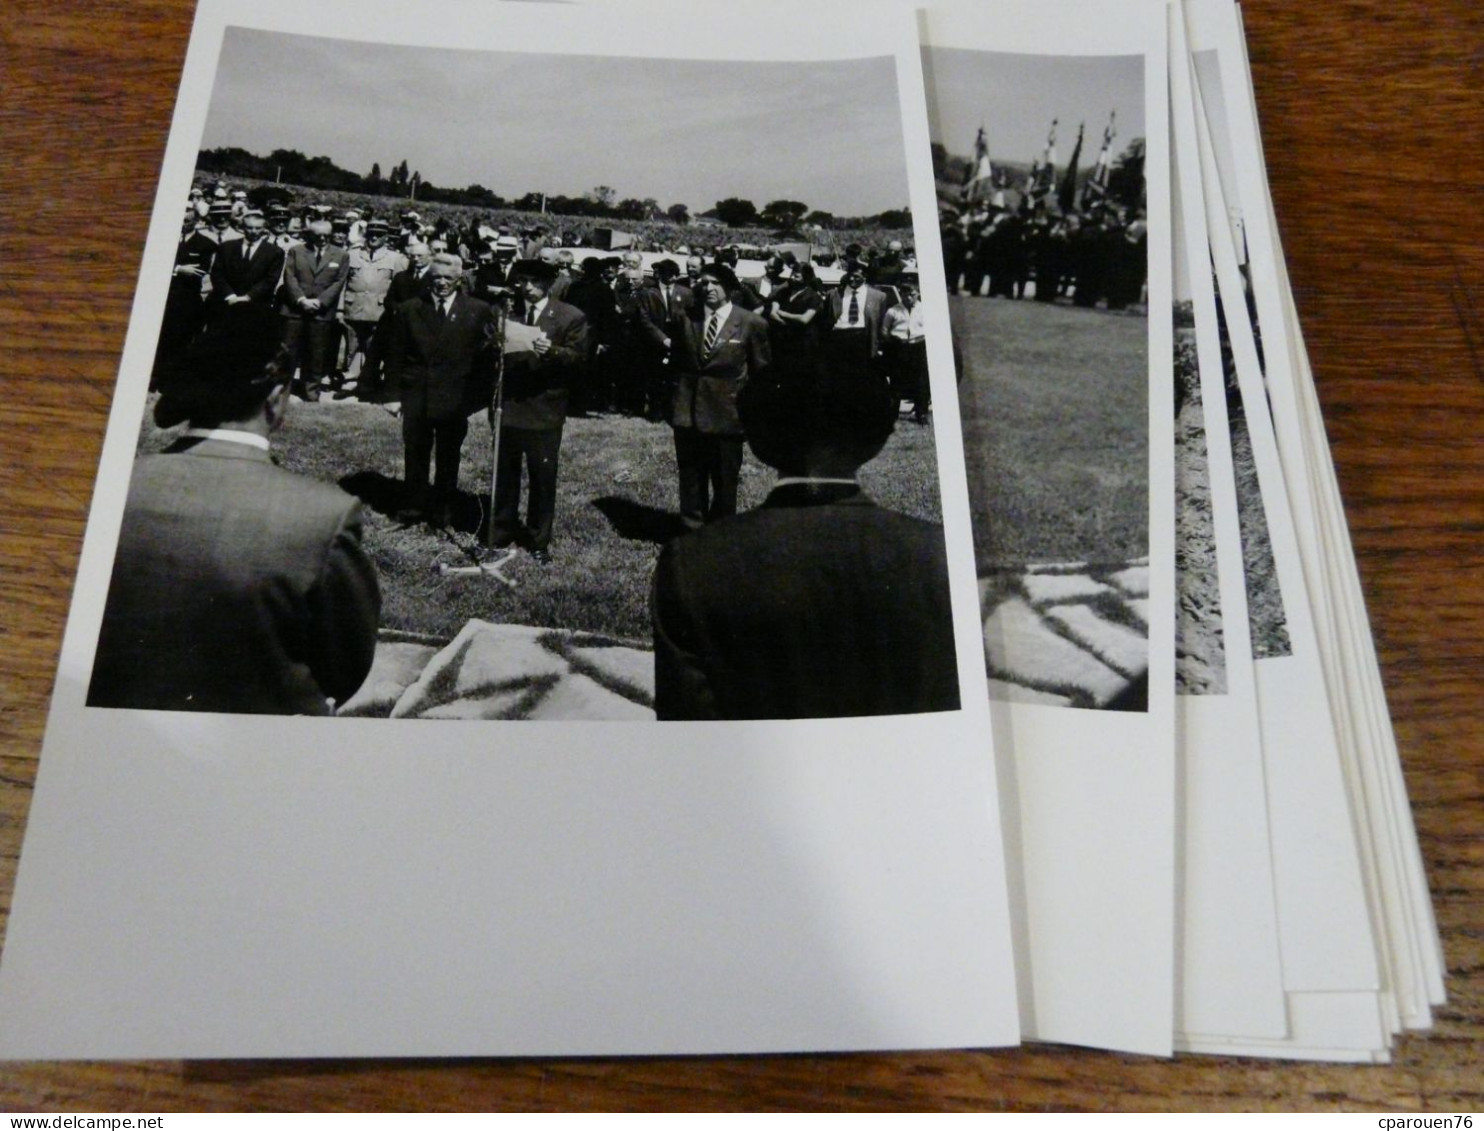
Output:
[1,0,1480,1112]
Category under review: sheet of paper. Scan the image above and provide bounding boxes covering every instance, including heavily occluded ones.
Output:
[1168,2,1285,1043]
[1231,7,1445,1023]
[1186,0,1382,1008]
[0,0,1020,1057]
[1178,990,1389,1062]
[921,0,1178,1056]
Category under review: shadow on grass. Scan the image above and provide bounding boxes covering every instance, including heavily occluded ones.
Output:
[340,470,501,541]
[339,470,409,517]
[591,495,688,544]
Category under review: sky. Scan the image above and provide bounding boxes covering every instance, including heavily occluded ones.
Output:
[199,28,912,216]
[923,47,1144,171]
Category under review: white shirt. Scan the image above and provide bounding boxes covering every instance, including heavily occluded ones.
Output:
[183,428,270,451]
[702,302,733,344]
[883,301,926,343]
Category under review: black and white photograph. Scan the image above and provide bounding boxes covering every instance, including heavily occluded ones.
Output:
[1192,46,1292,661]
[1173,292,1228,696]
[86,26,967,722]
[1,0,1024,1060]
[924,46,1153,710]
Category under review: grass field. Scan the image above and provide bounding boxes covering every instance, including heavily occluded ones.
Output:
[137,401,945,643]
[952,296,1149,569]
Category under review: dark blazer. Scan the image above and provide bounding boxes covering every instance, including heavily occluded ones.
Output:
[386,291,499,420]
[384,265,432,308]
[208,237,285,308]
[281,242,352,319]
[501,297,589,430]
[635,282,694,356]
[163,232,218,318]
[170,231,218,291]
[652,483,962,720]
[671,303,771,436]
[562,277,620,351]
[89,437,380,715]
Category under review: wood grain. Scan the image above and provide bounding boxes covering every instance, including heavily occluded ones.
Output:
[1,0,1480,1111]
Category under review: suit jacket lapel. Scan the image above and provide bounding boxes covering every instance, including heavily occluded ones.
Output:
[719,307,746,344]
[537,301,556,334]
[414,294,440,339]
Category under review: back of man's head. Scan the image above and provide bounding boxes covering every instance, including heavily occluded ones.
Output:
[154,307,289,429]
[739,371,897,478]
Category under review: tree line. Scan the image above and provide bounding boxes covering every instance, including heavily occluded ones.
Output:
[196,147,911,232]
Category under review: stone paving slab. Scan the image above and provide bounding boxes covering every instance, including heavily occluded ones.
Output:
[979,555,1150,709]
[1108,563,1151,598]
[415,687,533,720]
[345,621,657,721]
[338,641,440,717]
[396,621,567,716]
[1022,572,1115,606]
[1045,604,1148,679]
[985,679,1073,707]
[1027,561,1091,575]
[527,672,655,721]
[570,645,657,703]
[982,596,1129,705]
[1126,598,1150,628]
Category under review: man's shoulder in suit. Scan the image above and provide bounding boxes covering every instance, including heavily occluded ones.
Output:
[456,291,494,317]
[544,296,585,323]
[734,305,769,331]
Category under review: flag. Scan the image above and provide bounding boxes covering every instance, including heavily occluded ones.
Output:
[1059,122,1085,213]
[1037,118,1059,198]
[1093,110,1118,188]
[963,126,994,201]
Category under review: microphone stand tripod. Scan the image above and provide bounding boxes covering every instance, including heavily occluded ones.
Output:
[438,298,519,586]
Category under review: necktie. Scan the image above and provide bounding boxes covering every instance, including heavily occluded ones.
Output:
[314,248,323,270]
[525,304,536,326]
[848,288,860,326]
[705,313,720,354]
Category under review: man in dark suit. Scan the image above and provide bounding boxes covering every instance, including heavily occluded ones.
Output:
[635,258,692,422]
[824,260,888,380]
[207,209,285,324]
[280,218,352,401]
[89,307,380,715]
[651,371,960,720]
[670,262,771,528]
[384,240,433,308]
[491,260,589,563]
[375,240,433,410]
[561,255,620,415]
[153,203,219,388]
[385,253,499,524]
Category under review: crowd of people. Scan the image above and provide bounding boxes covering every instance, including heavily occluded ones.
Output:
[161,182,929,408]
[158,183,934,548]
[92,183,960,721]
[939,198,1148,309]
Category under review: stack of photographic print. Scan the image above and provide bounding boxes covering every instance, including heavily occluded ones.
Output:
[0,0,1442,1063]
